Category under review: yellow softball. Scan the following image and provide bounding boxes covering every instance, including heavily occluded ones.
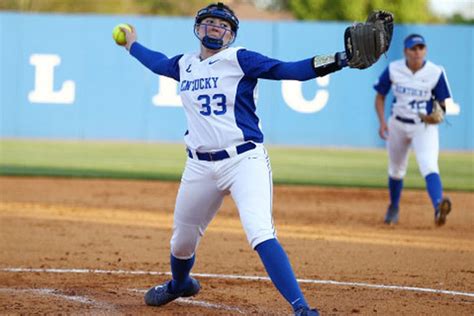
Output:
[112,23,132,46]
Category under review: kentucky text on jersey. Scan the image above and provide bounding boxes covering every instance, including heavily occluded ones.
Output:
[394,84,429,98]
[180,77,219,92]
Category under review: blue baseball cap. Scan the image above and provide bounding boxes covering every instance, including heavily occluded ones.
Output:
[404,34,426,49]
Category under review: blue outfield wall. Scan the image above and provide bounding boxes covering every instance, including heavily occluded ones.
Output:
[0,12,472,149]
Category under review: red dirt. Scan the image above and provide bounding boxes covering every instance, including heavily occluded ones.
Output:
[1,176,473,315]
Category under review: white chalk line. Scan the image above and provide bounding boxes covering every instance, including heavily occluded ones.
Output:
[2,267,473,299]
[128,288,245,314]
[0,287,115,310]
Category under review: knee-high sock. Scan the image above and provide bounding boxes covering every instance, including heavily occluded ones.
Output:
[425,172,443,209]
[389,177,403,209]
[255,238,309,311]
[169,254,195,293]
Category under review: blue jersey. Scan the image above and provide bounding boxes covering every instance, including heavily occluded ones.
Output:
[374,59,451,122]
[130,43,317,151]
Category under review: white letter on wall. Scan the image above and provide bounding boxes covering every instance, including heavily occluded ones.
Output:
[28,54,75,104]
[444,98,461,115]
[152,76,182,107]
[281,75,330,113]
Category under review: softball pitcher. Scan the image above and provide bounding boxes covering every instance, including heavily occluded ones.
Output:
[374,34,452,226]
[119,3,392,315]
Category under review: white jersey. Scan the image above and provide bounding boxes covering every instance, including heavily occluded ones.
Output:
[374,59,451,123]
[130,42,319,153]
[178,47,258,151]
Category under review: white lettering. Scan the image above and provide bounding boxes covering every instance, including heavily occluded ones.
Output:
[153,75,331,112]
[152,76,182,107]
[281,76,330,113]
[444,98,460,115]
[28,54,75,104]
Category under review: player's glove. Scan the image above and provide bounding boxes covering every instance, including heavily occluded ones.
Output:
[419,99,445,124]
[344,10,394,69]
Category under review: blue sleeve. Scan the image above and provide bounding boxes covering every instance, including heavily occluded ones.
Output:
[373,66,391,95]
[432,70,451,101]
[130,42,182,81]
[236,49,317,81]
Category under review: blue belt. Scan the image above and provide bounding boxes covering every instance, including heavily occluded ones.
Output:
[395,115,416,124]
[187,142,257,161]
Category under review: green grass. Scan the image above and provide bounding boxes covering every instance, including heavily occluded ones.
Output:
[0,139,473,191]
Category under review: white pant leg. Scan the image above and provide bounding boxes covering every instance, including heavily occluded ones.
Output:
[171,158,225,259]
[412,124,440,177]
[225,146,276,249]
[387,117,411,179]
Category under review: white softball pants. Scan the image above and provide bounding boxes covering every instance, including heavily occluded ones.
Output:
[170,144,276,259]
[387,116,440,179]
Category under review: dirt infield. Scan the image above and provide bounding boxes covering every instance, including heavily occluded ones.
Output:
[0,176,473,315]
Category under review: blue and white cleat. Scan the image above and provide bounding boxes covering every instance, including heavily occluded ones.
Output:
[435,197,452,226]
[144,278,200,306]
[384,204,399,224]
[294,306,320,316]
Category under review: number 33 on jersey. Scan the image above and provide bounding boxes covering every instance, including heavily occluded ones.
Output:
[179,47,261,152]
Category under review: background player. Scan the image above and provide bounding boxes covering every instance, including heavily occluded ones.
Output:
[119,2,388,315]
[374,34,452,226]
